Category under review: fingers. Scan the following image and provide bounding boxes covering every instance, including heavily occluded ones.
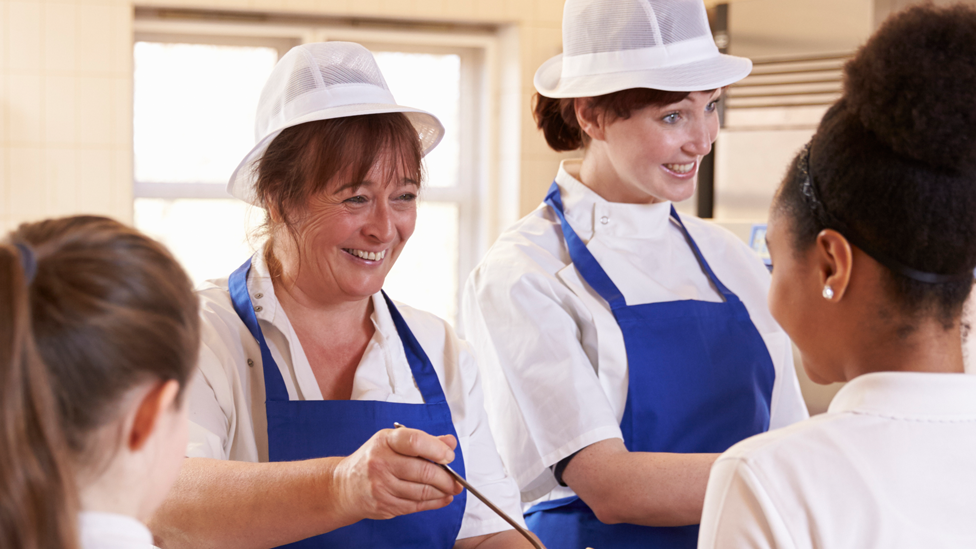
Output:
[437,434,458,452]
[387,427,455,465]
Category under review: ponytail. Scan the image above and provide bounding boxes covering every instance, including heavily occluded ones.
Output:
[0,244,79,549]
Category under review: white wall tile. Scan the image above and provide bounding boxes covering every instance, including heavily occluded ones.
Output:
[77,4,114,73]
[75,147,114,216]
[6,73,43,144]
[110,147,131,221]
[43,3,77,73]
[44,147,77,216]
[8,146,46,220]
[0,146,8,222]
[44,75,76,144]
[113,75,131,147]
[111,3,132,75]
[76,75,113,145]
[7,1,42,72]
[0,0,9,72]
[0,72,7,144]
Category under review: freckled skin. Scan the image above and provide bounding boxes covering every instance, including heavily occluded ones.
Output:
[580,89,722,205]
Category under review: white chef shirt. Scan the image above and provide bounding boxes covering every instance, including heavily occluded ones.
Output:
[698,371,976,549]
[460,160,808,503]
[186,248,524,539]
[79,512,155,549]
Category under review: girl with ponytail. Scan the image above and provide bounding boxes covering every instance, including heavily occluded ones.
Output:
[698,5,976,547]
[0,216,200,549]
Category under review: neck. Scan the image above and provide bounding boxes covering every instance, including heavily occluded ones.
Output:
[842,317,965,380]
[78,463,150,522]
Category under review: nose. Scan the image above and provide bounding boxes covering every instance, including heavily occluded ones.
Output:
[363,199,397,243]
[685,115,717,157]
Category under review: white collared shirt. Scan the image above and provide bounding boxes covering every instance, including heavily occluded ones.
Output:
[460,160,808,503]
[186,248,524,539]
[698,371,976,549]
[79,512,155,549]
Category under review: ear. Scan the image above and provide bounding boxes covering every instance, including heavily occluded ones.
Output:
[574,97,606,142]
[129,380,181,452]
[815,229,854,301]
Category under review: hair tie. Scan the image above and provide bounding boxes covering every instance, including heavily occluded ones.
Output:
[798,141,973,284]
[14,242,37,284]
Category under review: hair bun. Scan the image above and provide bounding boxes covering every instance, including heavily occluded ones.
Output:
[843,4,976,170]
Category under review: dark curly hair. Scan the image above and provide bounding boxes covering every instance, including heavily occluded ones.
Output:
[773,3,976,329]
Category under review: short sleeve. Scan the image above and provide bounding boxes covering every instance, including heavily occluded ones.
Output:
[185,344,231,460]
[698,456,795,549]
[461,252,623,501]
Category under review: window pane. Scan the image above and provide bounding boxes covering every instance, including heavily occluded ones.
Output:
[373,52,460,188]
[134,198,263,286]
[133,42,278,185]
[384,201,460,325]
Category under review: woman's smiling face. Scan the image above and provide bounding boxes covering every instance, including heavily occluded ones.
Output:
[281,151,419,304]
[593,89,721,204]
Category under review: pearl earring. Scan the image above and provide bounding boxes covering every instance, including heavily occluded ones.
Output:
[822,285,834,300]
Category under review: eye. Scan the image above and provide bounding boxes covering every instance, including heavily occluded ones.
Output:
[705,100,719,113]
[663,112,680,124]
[396,193,418,202]
[345,195,368,204]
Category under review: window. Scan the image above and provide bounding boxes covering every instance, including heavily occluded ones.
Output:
[133,18,499,325]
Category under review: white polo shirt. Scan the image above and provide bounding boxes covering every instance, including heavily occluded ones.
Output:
[698,371,976,549]
[185,248,524,539]
[79,512,155,549]
[460,160,809,503]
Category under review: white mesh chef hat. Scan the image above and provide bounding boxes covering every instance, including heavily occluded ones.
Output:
[535,0,752,98]
[228,42,445,206]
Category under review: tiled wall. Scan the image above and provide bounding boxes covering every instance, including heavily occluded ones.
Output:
[1,0,569,231]
[1,0,133,231]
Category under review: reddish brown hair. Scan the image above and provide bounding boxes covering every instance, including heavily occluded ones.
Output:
[255,113,424,234]
[533,88,693,151]
[1,216,200,548]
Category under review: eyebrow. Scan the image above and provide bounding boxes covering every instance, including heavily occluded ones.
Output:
[333,177,419,194]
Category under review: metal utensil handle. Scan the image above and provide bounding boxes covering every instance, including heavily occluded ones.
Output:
[393,423,543,548]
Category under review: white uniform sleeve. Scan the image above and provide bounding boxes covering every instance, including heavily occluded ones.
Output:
[698,456,796,549]
[461,257,623,501]
[398,304,525,539]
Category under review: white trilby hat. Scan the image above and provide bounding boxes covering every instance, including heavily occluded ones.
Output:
[228,42,445,206]
[535,0,753,98]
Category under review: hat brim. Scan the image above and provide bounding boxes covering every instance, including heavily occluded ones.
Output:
[534,52,753,97]
[227,104,445,206]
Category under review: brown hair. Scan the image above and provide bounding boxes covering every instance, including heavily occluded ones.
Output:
[254,113,424,244]
[1,246,77,549]
[0,216,200,547]
[533,88,692,151]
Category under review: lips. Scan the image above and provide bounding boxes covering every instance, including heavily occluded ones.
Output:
[344,248,387,261]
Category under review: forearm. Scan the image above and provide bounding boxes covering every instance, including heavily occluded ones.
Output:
[564,439,718,527]
[454,530,543,549]
[149,457,353,549]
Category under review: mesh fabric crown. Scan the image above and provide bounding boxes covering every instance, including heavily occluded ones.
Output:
[228,42,445,206]
[535,0,752,97]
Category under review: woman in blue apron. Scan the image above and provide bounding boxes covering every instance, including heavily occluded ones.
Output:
[150,42,534,549]
[459,1,808,548]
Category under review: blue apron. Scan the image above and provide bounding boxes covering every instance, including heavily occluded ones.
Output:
[229,258,467,549]
[524,182,775,549]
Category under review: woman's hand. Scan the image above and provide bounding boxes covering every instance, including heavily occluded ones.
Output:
[332,427,463,522]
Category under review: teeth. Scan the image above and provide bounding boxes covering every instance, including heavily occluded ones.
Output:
[348,249,386,261]
[665,162,695,174]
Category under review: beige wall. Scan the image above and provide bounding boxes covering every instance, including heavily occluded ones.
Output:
[1,0,568,231]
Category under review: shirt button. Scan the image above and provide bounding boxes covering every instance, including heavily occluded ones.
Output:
[254,293,263,299]
[600,216,609,225]
[254,305,263,312]
[247,358,254,367]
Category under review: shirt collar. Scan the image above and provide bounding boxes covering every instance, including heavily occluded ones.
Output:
[554,160,675,241]
[828,371,976,419]
[79,511,154,548]
[246,246,280,324]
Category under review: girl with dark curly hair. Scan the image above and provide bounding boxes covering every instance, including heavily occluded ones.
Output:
[698,4,976,547]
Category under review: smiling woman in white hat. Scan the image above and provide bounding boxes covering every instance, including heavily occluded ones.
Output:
[459,1,808,548]
[148,42,535,549]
